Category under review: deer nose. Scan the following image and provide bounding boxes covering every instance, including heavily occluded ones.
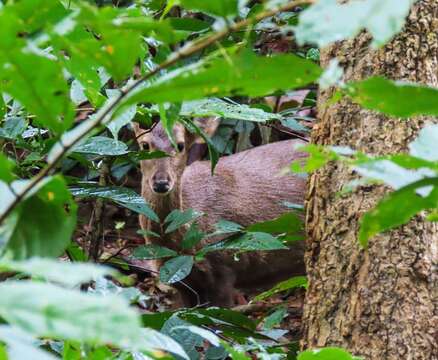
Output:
[153,179,170,193]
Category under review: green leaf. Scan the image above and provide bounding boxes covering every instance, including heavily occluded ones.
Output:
[211,219,244,236]
[0,154,14,183]
[0,281,188,359]
[253,276,307,302]
[346,77,438,118]
[186,308,256,331]
[0,258,117,287]
[159,103,181,148]
[353,159,435,194]
[0,176,77,260]
[132,245,177,260]
[290,144,339,173]
[202,232,287,254]
[181,222,205,250]
[0,326,57,360]
[0,281,140,348]
[105,89,137,139]
[140,327,189,360]
[180,116,220,173]
[72,136,129,156]
[159,255,194,284]
[123,50,321,105]
[0,52,74,134]
[409,124,438,162]
[222,344,250,360]
[296,0,414,47]
[179,0,238,17]
[359,177,438,247]
[181,98,280,122]
[161,315,204,359]
[10,0,68,34]
[164,208,203,234]
[247,212,303,236]
[73,4,143,81]
[168,17,211,32]
[263,307,287,330]
[174,326,220,347]
[281,118,310,133]
[70,185,159,222]
[298,347,362,360]
[0,117,26,140]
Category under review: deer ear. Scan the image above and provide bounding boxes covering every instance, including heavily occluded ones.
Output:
[131,122,143,138]
[193,117,220,144]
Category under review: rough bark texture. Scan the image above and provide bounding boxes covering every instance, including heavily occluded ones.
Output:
[302,2,438,359]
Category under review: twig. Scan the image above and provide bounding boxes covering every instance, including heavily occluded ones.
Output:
[134,120,159,140]
[265,123,309,142]
[89,159,110,261]
[0,0,314,225]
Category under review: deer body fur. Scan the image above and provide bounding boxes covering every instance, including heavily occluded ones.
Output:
[135,123,306,307]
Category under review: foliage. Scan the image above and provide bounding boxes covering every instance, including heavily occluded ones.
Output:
[0,0,435,359]
[293,124,438,247]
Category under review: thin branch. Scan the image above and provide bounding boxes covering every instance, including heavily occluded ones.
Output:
[89,159,110,261]
[0,0,313,224]
[134,120,159,140]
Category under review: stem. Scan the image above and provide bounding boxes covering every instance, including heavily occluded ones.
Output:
[0,0,313,224]
[89,159,109,262]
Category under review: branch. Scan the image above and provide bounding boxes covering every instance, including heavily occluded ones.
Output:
[0,0,313,224]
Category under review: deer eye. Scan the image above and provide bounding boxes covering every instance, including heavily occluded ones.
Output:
[142,142,150,151]
[177,142,185,152]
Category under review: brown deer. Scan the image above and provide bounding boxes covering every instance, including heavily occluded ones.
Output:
[133,120,306,307]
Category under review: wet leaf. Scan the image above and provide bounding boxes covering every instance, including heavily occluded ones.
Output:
[159,256,194,284]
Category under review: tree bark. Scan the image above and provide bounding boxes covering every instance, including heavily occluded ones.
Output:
[301,2,438,359]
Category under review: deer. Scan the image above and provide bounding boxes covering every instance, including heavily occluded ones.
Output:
[133,119,307,307]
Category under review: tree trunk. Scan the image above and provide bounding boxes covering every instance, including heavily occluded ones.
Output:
[301,2,438,359]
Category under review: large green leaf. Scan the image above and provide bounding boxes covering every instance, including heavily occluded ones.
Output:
[0,176,77,260]
[179,0,238,17]
[10,0,68,34]
[161,315,204,359]
[298,347,362,360]
[73,5,142,82]
[346,77,438,118]
[201,232,287,254]
[247,212,303,236]
[0,281,188,359]
[70,185,159,222]
[132,244,177,260]
[105,89,137,139]
[0,281,140,347]
[0,51,74,134]
[187,308,256,331]
[123,50,321,105]
[0,326,57,360]
[180,98,281,122]
[72,136,129,156]
[0,117,27,140]
[159,255,194,284]
[296,0,414,47]
[0,258,117,287]
[359,178,438,247]
[353,159,435,194]
[164,208,203,234]
[0,154,14,183]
